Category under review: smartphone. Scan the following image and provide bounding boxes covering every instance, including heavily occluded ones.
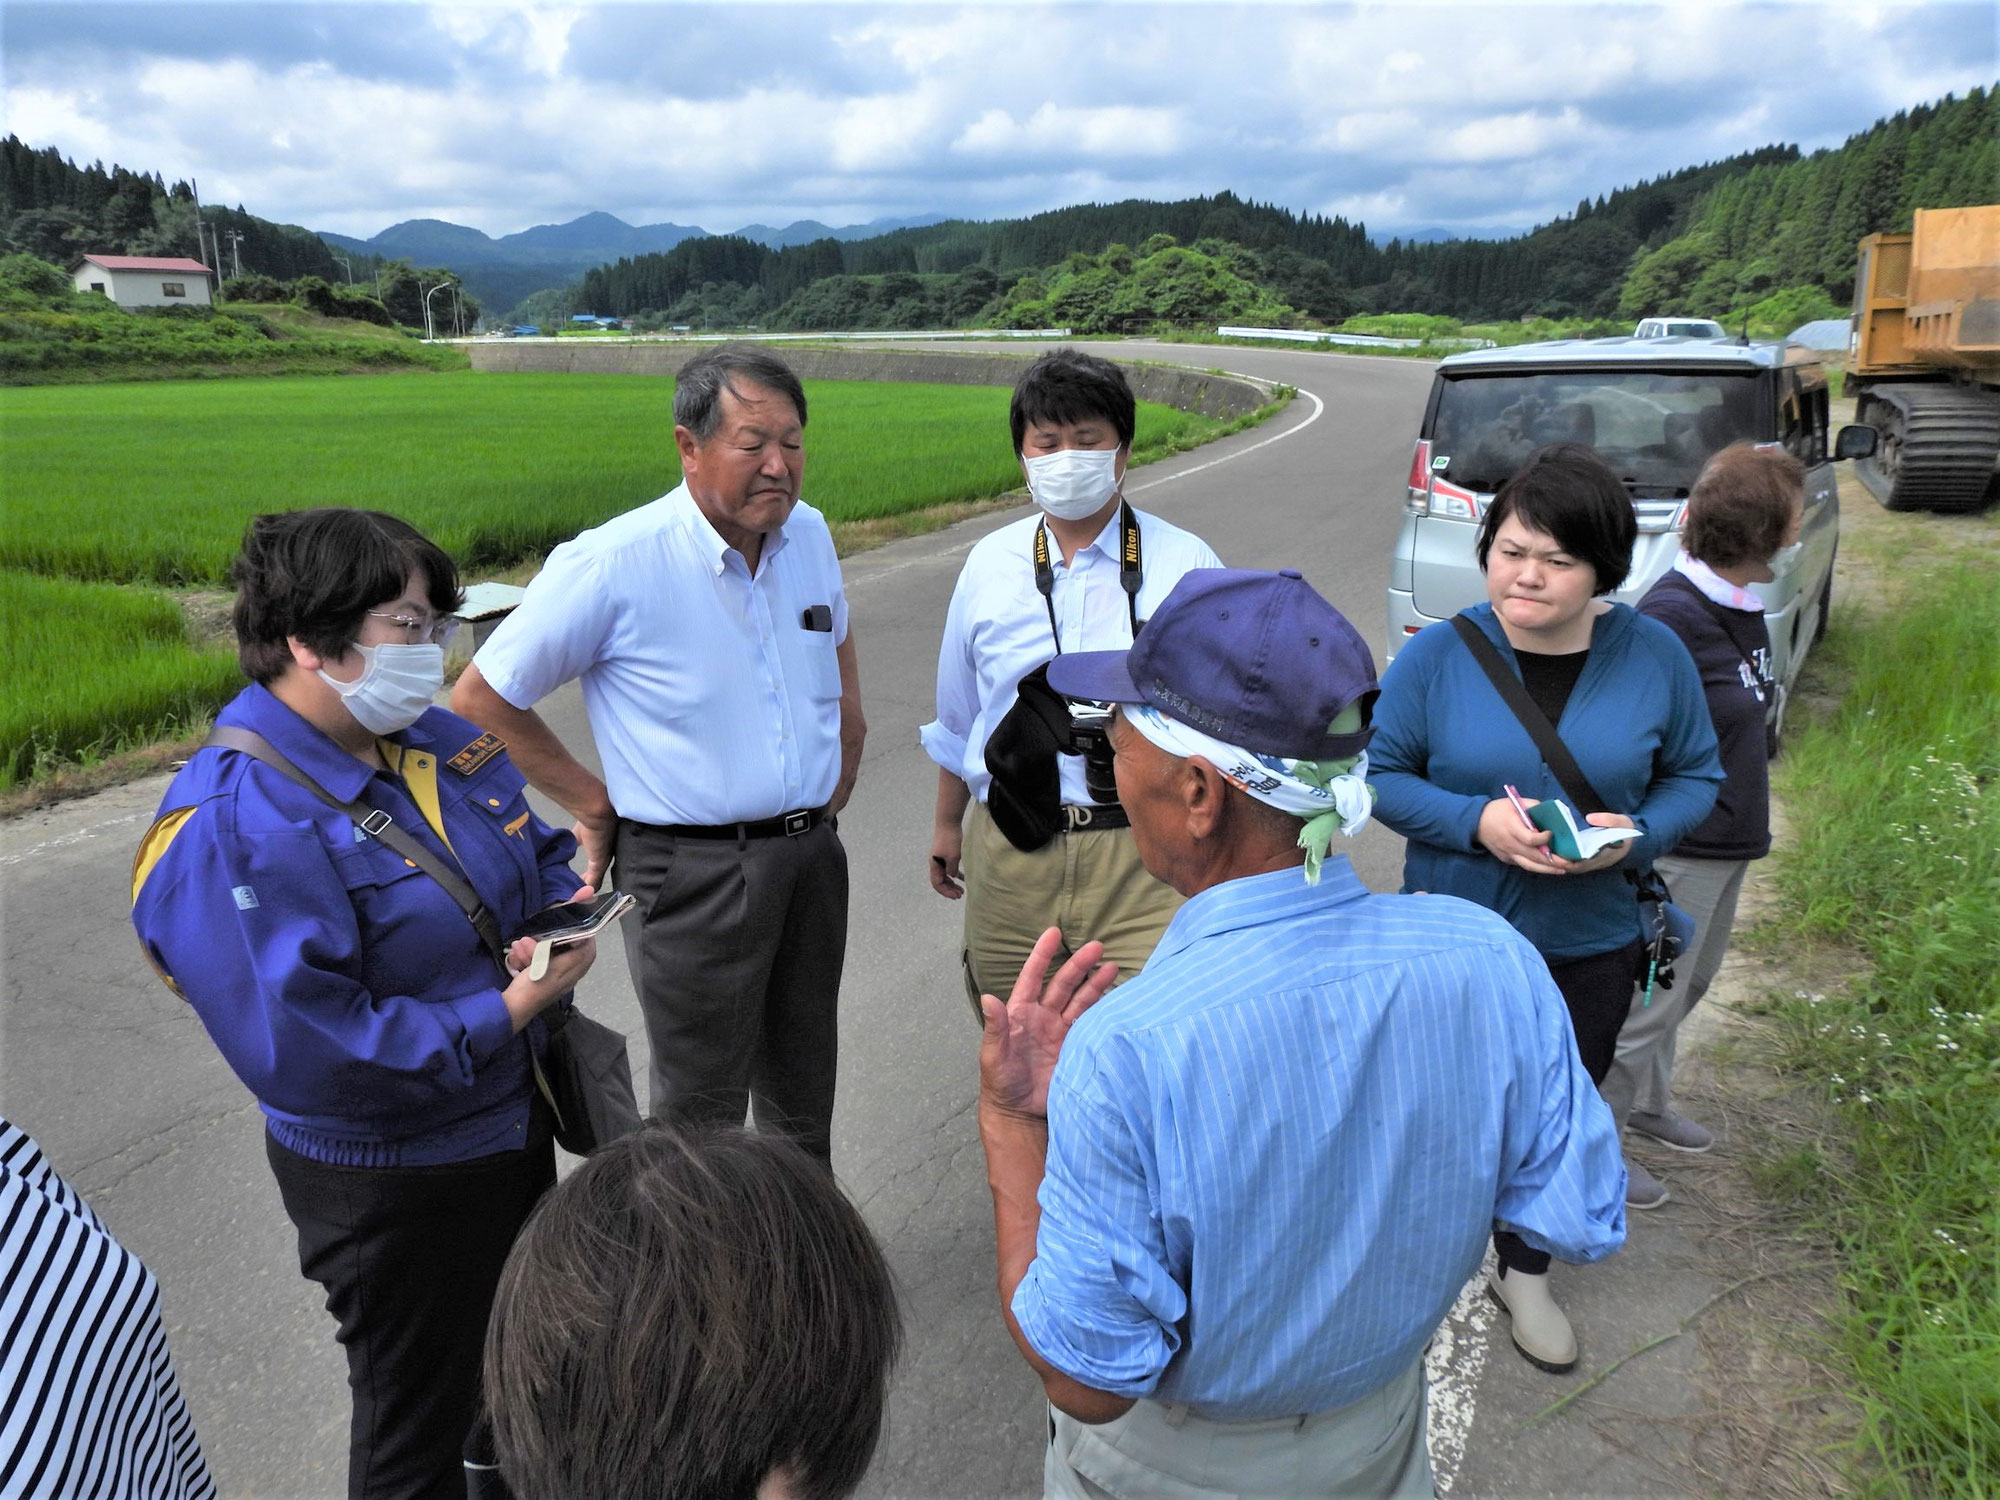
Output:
[514,890,635,944]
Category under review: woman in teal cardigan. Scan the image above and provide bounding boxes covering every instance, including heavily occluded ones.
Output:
[1369,443,1721,1375]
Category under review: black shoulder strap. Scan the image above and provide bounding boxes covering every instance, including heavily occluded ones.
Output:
[203,726,507,966]
[1447,614,1608,816]
[1033,500,1142,652]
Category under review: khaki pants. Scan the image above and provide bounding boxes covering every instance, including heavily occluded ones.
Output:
[960,801,1183,1018]
[1044,1360,1434,1499]
[1601,853,1749,1126]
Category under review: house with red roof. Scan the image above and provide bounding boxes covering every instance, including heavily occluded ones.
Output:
[70,255,214,309]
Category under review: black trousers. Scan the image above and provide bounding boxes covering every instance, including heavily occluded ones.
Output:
[266,1115,555,1500]
[1495,937,1644,1276]
[616,818,848,1164]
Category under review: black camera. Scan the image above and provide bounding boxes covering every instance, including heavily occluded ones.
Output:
[1063,700,1121,806]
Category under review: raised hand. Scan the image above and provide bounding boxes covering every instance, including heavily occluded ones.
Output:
[978,926,1119,1121]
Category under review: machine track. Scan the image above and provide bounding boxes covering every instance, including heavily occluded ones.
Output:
[1855,382,2000,513]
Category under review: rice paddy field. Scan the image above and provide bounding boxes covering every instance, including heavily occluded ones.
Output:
[1,372,1220,585]
[0,371,1234,785]
[1,570,241,784]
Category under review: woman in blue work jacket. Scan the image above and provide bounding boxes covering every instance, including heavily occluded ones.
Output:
[1368,444,1721,1380]
[132,508,597,1500]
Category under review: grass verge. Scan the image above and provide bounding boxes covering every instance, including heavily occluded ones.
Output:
[1,570,240,790]
[1,297,467,385]
[1752,503,1999,1495]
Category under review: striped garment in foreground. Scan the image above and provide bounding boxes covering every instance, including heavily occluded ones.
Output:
[0,1119,215,1500]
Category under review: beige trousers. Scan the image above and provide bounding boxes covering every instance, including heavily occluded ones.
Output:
[959,801,1184,1018]
[1044,1360,1434,1499]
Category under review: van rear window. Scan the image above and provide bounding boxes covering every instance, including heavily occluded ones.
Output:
[1427,370,1762,497]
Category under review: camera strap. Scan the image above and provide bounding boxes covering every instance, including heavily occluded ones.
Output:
[1033,499,1141,655]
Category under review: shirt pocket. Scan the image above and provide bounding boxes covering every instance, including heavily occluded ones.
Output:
[326,835,478,996]
[802,625,842,707]
[451,774,546,916]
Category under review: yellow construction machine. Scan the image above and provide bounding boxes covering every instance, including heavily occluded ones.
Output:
[1849,204,2000,512]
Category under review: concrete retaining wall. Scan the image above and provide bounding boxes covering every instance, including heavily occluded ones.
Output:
[466,341,1273,422]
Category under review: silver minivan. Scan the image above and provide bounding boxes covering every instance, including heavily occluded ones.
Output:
[1386,338,1877,727]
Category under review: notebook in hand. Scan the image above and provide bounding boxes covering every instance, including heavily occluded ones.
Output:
[1526,799,1640,862]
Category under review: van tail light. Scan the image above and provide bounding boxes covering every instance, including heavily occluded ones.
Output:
[1405,438,1483,521]
[1405,440,1434,513]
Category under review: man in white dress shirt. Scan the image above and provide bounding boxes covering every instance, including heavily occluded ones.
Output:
[922,349,1221,1012]
[453,347,863,1163]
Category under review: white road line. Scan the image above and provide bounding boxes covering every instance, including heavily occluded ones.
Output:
[847,385,1325,593]
[1127,384,1324,493]
[0,809,151,866]
[1424,1257,1499,1493]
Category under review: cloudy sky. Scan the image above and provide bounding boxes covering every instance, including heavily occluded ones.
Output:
[5,1,1993,242]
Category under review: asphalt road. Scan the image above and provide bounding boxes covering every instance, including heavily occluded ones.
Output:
[2,340,1724,1498]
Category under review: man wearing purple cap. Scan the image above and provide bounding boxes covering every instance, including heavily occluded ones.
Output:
[975,569,1627,1496]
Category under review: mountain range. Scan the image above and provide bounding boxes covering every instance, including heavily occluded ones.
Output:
[316,210,946,309]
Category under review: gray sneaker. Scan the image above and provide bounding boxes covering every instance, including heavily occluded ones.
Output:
[1628,1110,1714,1153]
[1626,1159,1671,1209]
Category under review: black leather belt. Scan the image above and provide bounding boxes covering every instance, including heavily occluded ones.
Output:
[655,807,828,841]
[1062,803,1128,831]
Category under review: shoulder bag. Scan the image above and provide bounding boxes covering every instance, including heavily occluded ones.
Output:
[203,727,641,1154]
[1444,616,1694,1003]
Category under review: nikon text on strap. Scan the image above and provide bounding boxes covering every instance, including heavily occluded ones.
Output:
[1033,499,1142,653]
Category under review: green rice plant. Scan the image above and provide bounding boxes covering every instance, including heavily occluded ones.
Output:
[1,373,1219,586]
[0,569,240,788]
[1764,560,2000,1496]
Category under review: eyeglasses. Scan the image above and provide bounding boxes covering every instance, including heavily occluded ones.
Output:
[367,610,460,647]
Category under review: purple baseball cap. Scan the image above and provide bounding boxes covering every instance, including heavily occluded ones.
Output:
[1046,568,1378,760]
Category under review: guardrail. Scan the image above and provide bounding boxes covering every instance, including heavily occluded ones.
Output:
[466,343,1274,422]
[452,328,1071,345]
[1216,325,1495,351]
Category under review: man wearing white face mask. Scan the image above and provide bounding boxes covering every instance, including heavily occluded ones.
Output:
[922,349,1222,1011]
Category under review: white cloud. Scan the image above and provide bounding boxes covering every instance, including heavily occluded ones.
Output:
[5,2,1993,238]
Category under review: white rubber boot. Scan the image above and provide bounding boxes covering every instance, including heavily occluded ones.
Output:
[1486,1264,1578,1373]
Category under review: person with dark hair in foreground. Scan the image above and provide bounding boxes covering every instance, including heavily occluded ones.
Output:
[455,344,863,1164]
[485,1119,901,1500]
[923,348,1221,1015]
[131,508,595,1500]
[1369,443,1721,1373]
[978,569,1625,1496]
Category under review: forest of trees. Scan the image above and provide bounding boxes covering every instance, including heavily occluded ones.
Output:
[564,87,1992,333]
[0,136,343,282]
[1618,87,1996,319]
[7,82,1990,340]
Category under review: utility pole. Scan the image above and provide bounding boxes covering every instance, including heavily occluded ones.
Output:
[332,254,354,285]
[189,178,218,295]
[224,229,245,280]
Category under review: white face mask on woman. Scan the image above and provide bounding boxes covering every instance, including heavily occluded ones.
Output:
[319,643,445,734]
[1023,446,1122,522]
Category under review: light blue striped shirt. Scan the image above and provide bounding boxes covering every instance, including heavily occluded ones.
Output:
[1013,858,1627,1420]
